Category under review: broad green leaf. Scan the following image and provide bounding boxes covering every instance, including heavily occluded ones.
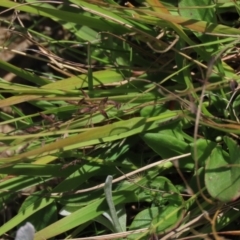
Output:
[128,176,184,239]
[128,206,183,240]
[141,132,188,156]
[190,139,216,166]
[205,137,240,202]
[140,105,169,118]
[141,128,192,169]
[179,0,217,23]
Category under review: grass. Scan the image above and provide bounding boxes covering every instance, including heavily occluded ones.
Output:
[1,0,240,239]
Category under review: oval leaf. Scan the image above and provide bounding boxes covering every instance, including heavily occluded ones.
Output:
[205,137,240,202]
